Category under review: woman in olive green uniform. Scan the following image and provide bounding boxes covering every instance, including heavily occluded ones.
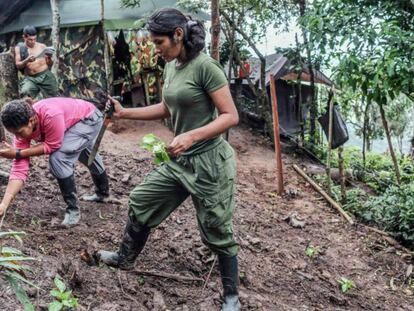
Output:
[98,8,241,311]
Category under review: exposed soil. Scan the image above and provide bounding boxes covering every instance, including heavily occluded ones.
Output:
[0,120,413,311]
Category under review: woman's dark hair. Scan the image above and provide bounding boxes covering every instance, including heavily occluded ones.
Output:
[1,99,36,130]
[147,8,205,60]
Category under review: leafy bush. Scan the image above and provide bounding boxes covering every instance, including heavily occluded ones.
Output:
[362,184,414,247]
[314,174,414,248]
[310,143,414,192]
[0,231,37,311]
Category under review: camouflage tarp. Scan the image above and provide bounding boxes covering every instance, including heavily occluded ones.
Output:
[123,30,163,101]
[3,25,107,100]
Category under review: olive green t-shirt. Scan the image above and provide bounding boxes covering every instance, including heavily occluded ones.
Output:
[163,52,228,155]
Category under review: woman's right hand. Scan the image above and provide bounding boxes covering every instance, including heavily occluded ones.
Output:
[107,95,124,118]
[0,202,8,217]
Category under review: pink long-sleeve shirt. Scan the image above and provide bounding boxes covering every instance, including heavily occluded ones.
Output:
[10,97,96,181]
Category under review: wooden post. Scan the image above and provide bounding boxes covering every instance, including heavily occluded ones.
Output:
[142,72,150,106]
[155,71,162,103]
[269,75,284,195]
[326,90,334,196]
[50,0,60,77]
[338,146,347,203]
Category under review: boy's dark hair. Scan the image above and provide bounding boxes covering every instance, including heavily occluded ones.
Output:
[91,88,108,110]
[147,8,205,60]
[23,25,37,36]
[1,99,36,130]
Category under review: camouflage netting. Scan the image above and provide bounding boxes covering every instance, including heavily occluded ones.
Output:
[3,25,107,100]
[109,29,164,103]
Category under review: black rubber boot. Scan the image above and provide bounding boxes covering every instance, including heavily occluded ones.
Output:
[81,171,110,202]
[56,175,80,225]
[97,216,150,270]
[218,254,241,311]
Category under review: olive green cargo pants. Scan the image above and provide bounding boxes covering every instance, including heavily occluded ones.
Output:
[128,140,239,257]
[20,69,58,99]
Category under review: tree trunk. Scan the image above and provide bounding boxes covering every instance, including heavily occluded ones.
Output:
[378,102,401,185]
[211,0,220,60]
[362,97,370,168]
[0,51,19,141]
[298,0,317,149]
[50,0,60,76]
[221,11,273,139]
[295,34,304,145]
[101,0,112,93]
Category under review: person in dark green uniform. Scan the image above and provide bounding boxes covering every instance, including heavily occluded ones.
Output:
[98,8,241,311]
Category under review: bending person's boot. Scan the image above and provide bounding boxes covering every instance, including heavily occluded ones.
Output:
[81,171,111,202]
[97,216,150,270]
[57,175,80,225]
[218,254,241,311]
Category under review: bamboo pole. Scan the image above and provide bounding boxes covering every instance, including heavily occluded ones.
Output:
[269,75,284,195]
[326,90,335,196]
[293,164,354,224]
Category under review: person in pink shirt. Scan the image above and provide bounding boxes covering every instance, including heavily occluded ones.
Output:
[0,97,111,225]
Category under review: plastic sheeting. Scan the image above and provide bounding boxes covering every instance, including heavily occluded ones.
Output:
[318,105,349,149]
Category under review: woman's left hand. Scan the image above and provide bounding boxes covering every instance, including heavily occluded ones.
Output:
[167,133,195,157]
[0,142,16,159]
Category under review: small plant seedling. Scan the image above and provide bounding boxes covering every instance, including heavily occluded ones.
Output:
[140,134,171,165]
[338,277,355,293]
[137,275,145,285]
[48,276,78,311]
[305,245,320,258]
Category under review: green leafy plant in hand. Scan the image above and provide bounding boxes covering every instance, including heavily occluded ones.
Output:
[48,276,78,311]
[140,134,171,165]
[338,277,355,293]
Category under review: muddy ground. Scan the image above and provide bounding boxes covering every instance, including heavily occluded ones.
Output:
[0,120,413,310]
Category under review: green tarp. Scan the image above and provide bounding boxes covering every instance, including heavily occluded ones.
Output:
[0,0,183,34]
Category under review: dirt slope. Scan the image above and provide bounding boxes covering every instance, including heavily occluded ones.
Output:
[0,120,413,311]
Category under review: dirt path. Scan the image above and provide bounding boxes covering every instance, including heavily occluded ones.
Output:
[0,120,413,310]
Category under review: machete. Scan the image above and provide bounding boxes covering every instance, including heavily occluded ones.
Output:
[87,96,119,166]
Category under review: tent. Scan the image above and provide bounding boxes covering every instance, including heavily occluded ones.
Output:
[226,53,333,135]
[0,0,203,102]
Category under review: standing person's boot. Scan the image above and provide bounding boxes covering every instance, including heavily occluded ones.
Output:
[97,216,150,270]
[218,254,241,311]
[81,171,111,202]
[57,174,80,225]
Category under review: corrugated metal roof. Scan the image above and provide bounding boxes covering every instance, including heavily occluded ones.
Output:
[226,53,333,87]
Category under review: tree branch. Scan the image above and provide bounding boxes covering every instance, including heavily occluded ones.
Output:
[220,10,265,63]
